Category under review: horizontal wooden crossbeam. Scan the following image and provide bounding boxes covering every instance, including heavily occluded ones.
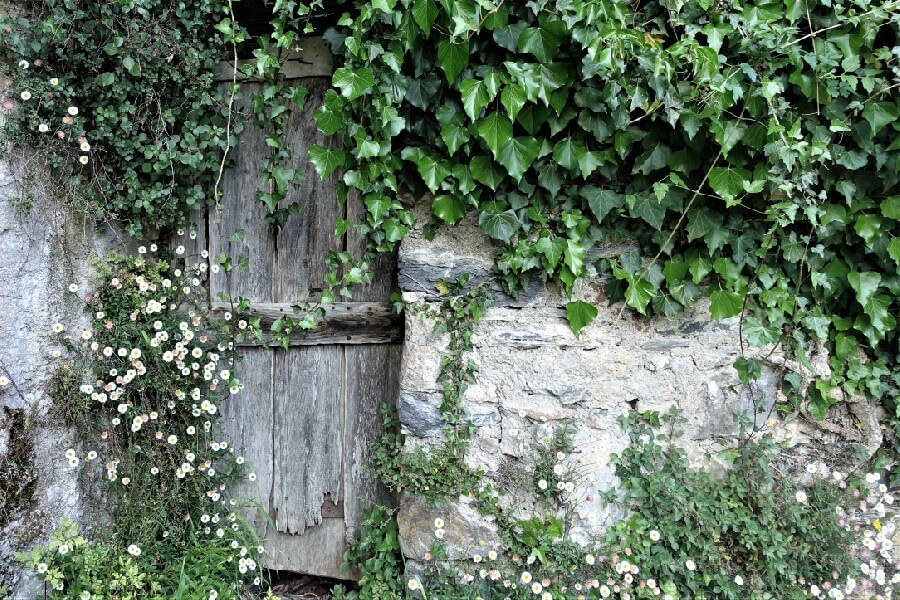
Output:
[210,302,403,346]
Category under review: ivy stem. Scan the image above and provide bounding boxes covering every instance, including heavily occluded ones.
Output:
[213,0,240,220]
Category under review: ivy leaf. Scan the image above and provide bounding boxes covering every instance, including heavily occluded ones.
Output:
[438,39,469,83]
[584,187,625,221]
[364,194,392,222]
[633,144,671,175]
[307,145,347,179]
[847,271,881,307]
[405,74,442,109]
[497,137,541,181]
[862,101,898,136]
[743,316,780,347]
[552,137,583,171]
[854,214,881,245]
[371,0,397,12]
[477,112,513,158]
[535,235,565,270]
[333,67,374,101]
[692,46,719,81]
[432,195,467,224]
[440,123,469,155]
[625,278,655,315]
[460,79,491,121]
[889,237,900,264]
[628,194,667,229]
[566,301,597,337]
[314,90,346,135]
[412,0,439,36]
[401,147,450,192]
[500,84,527,121]
[880,196,899,220]
[470,156,505,189]
[709,289,744,320]
[478,209,519,242]
[864,293,895,333]
[517,18,564,63]
[708,166,751,205]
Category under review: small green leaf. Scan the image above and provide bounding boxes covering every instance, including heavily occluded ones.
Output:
[566,301,598,337]
[708,166,751,205]
[862,101,898,136]
[583,187,625,221]
[625,278,655,315]
[432,195,467,224]
[333,67,375,101]
[470,156,505,189]
[477,112,513,158]
[412,0,439,35]
[881,196,900,220]
[307,145,347,179]
[500,84,527,121]
[709,289,744,320]
[517,18,564,63]
[460,79,491,121]
[478,210,519,242]
[364,194,392,222]
[854,214,881,245]
[497,137,541,181]
[438,39,469,83]
[847,271,881,307]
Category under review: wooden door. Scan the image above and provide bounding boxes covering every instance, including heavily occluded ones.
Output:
[203,73,401,578]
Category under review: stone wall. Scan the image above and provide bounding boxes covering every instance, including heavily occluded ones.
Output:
[0,152,125,596]
[394,200,883,563]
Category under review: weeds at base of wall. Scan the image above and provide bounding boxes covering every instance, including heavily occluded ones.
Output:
[347,411,896,599]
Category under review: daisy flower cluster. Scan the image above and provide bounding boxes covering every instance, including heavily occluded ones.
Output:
[803,470,897,599]
[1,59,93,167]
[411,514,677,600]
[30,248,265,598]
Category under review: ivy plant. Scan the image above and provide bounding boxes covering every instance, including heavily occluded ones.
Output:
[0,0,234,236]
[310,0,899,433]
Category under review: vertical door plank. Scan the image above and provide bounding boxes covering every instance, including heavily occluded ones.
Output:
[209,82,275,302]
[343,344,401,533]
[272,346,344,534]
[274,78,346,301]
[221,348,274,535]
[264,519,347,577]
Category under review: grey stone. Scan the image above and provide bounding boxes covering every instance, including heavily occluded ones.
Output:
[396,497,502,561]
[399,392,444,437]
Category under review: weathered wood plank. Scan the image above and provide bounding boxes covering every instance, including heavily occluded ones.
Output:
[208,82,275,302]
[264,519,347,578]
[272,347,344,534]
[274,78,345,301]
[221,348,274,535]
[210,301,402,346]
[215,38,333,81]
[343,344,401,535]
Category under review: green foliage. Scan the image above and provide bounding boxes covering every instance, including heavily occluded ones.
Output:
[336,505,405,600]
[18,519,153,599]
[608,411,861,598]
[313,0,900,433]
[235,0,326,225]
[24,252,263,598]
[370,276,491,501]
[0,0,235,236]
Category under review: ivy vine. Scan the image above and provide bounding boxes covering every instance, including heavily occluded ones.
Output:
[0,0,233,236]
[308,0,899,435]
